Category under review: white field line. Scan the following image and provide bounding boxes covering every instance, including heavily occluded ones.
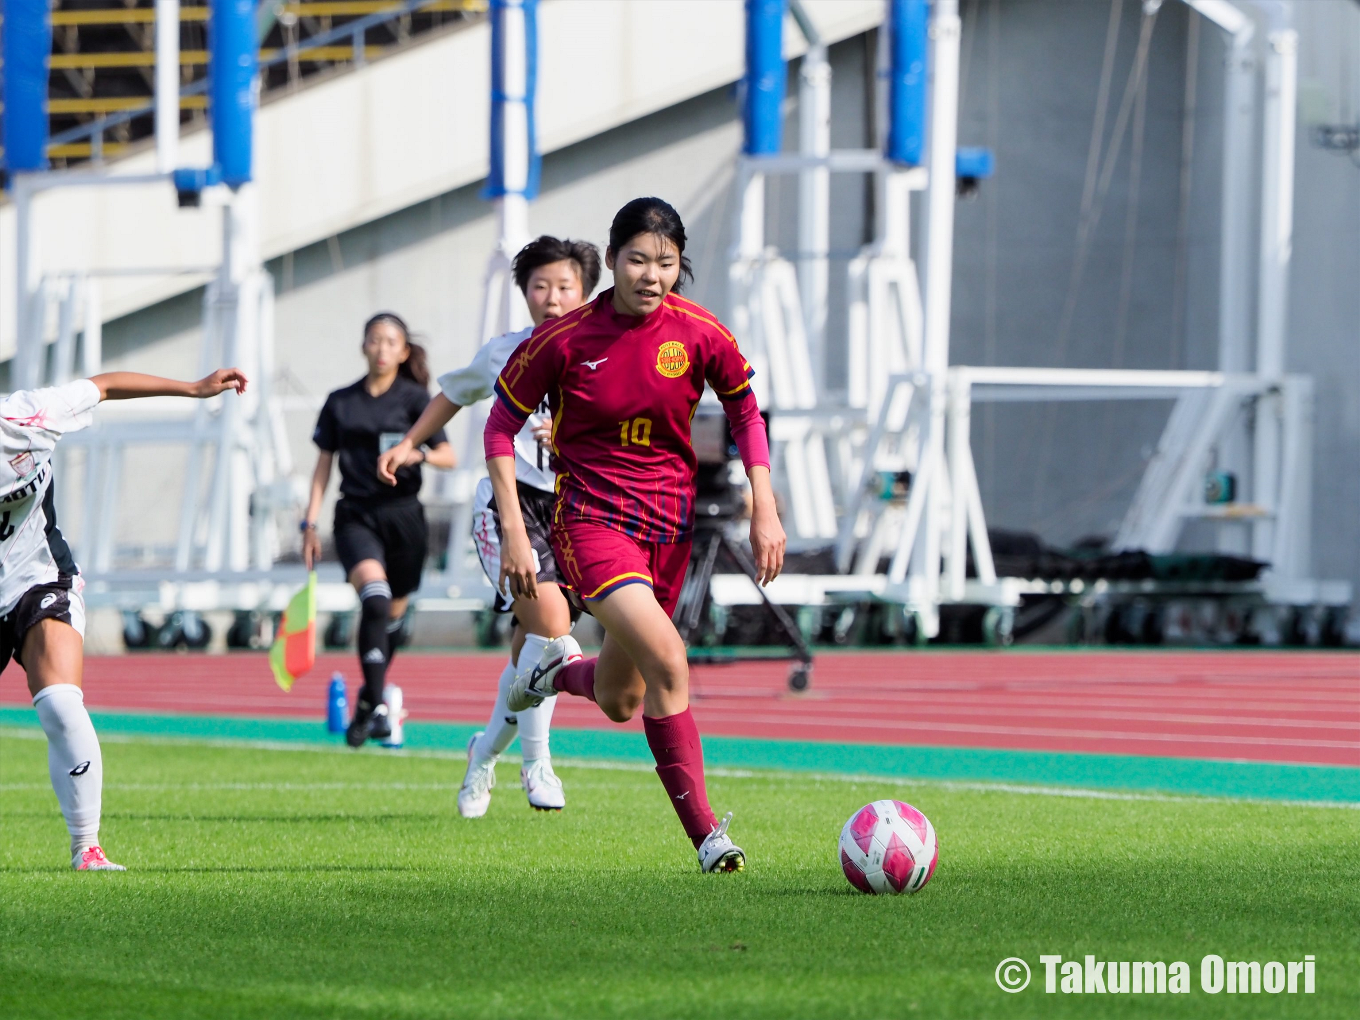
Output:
[1,727,1355,809]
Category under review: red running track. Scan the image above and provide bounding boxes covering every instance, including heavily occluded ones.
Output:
[3,651,1357,767]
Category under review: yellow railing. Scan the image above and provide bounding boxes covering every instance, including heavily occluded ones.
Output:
[47,143,132,158]
[49,46,384,70]
[49,8,209,26]
[45,1,483,28]
[48,96,209,114]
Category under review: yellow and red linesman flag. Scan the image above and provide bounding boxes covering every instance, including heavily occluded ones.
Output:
[270,572,317,692]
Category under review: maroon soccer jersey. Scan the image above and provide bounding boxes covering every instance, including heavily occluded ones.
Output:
[492,290,758,543]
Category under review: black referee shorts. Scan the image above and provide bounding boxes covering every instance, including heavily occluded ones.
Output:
[333,497,428,599]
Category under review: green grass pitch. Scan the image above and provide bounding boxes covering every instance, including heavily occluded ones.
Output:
[1,732,1356,1019]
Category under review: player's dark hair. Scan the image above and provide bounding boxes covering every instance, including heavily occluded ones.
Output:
[512,235,602,296]
[607,197,694,292]
[363,311,430,388]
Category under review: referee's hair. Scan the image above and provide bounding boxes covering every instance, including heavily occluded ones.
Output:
[512,236,602,297]
[363,311,430,389]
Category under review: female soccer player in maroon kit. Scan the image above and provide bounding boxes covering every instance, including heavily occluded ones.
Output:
[485,197,784,872]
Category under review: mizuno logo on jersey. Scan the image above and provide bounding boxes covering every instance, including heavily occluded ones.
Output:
[583,358,608,370]
[70,761,91,777]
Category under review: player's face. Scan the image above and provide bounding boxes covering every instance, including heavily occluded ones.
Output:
[524,260,586,327]
[362,321,409,376]
[606,232,681,317]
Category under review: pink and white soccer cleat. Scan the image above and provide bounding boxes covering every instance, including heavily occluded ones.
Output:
[507,635,582,712]
[521,757,565,811]
[698,812,745,873]
[72,846,126,871]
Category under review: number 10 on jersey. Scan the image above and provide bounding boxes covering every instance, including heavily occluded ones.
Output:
[619,417,652,447]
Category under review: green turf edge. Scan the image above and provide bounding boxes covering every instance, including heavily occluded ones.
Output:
[1,705,1355,804]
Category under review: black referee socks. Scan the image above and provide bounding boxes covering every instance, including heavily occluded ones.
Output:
[357,580,393,708]
[385,615,405,666]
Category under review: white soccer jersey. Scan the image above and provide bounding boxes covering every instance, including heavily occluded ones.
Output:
[438,326,556,492]
[0,380,100,616]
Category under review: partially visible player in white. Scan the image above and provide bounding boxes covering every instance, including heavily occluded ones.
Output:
[1,368,247,870]
[378,236,600,816]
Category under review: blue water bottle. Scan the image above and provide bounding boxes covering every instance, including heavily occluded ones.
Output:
[326,673,348,733]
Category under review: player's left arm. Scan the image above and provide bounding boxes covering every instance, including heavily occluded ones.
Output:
[90,369,247,401]
[704,328,785,586]
[729,400,784,586]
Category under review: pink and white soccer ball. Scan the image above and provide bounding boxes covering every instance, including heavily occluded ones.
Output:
[839,800,938,895]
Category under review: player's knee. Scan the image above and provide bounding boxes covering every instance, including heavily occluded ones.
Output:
[598,689,642,723]
[650,640,689,692]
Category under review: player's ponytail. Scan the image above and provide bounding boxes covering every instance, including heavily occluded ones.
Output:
[363,311,431,389]
[607,197,695,292]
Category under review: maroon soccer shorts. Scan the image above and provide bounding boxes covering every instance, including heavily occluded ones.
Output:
[553,519,692,617]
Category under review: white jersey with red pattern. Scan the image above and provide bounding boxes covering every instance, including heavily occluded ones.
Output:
[438,327,556,493]
[0,380,100,615]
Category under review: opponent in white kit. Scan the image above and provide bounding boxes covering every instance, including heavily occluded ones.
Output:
[378,235,600,815]
[1,368,247,870]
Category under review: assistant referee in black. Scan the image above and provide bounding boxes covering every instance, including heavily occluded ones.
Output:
[303,312,454,746]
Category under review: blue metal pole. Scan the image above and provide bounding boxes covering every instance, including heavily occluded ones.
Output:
[886,0,928,166]
[743,0,786,156]
[2,0,53,175]
[484,0,540,201]
[210,0,257,187]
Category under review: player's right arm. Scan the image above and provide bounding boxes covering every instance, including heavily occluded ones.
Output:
[91,368,247,400]
[484,330,563,601]
[377,393,459,485]
[378,336,517,485]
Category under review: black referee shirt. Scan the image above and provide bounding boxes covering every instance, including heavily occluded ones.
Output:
[312,376,449,501]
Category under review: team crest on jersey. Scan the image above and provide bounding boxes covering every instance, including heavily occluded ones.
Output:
[8,452,34,478]
[655,341,690,379]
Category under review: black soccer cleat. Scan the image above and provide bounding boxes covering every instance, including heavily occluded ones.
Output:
[346,699,377,748]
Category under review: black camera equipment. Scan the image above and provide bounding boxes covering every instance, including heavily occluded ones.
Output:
[672,409,813,691]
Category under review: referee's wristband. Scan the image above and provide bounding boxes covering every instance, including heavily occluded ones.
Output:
[300,520,317,533]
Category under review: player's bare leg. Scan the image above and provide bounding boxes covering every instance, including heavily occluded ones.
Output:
[25,619,124,871]
[510,584,742,869]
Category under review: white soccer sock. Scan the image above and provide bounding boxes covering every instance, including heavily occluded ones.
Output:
[32,684,103,857]
[473,660,518,762]
[515,633,556,763]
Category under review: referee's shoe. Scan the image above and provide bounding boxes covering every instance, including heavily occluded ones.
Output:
[345,699,389,747]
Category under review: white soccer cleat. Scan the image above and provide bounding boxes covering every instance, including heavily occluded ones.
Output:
[506,635,582,712]
[72,845,125,871]
[521,757,565,811]
[698,812,745,873]
[457,732,496,819]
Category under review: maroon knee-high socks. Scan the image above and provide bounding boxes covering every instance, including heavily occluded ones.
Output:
[553,658,716,847]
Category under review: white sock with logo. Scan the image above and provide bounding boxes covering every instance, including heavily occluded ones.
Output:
[514,633,556,764]
[473,660,518,763]
[32,684,103,857]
